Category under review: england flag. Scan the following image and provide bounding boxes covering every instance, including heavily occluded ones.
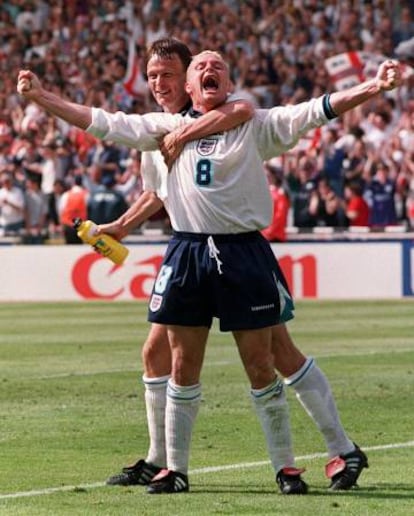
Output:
[123,37,148,97]
[324,51,414,90]
[324,52,366,90]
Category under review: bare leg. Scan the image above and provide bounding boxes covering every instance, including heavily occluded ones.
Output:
[270,324,306,377]
[142,322,171,378]
[168,325,209,385]
[233,327,275,389]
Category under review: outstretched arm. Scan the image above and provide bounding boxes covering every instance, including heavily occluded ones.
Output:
[159,100,254,168]
[329,60,401,117]
[18,70,181,152]
[17,70,92,129]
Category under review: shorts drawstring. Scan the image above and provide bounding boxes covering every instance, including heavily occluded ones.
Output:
[207,236,223,275]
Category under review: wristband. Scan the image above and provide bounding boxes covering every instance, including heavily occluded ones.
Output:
[322,94,338,119]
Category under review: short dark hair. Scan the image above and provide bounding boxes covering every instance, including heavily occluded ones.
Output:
[146,38,192,71]
[347,181,363,196]
[74,175,83,187]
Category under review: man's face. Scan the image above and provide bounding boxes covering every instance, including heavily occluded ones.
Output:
[0,174,11,189]
[185,51,231,111]
[146,54,189,113]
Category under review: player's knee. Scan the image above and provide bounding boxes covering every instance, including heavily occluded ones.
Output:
[170,354,203,386]
[244,356,275,389]
[141,332,171,375]
[271,326,307,377]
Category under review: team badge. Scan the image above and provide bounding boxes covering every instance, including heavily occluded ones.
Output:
[149,294,163,312]
[197,138,218,156]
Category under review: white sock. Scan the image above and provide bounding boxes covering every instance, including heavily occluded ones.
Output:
[251,378,295,474]
[165,380,201,474]
[285,357,355,458]
[143,374,170,468]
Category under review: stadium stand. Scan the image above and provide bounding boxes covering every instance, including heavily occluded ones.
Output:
[1,1,414,243]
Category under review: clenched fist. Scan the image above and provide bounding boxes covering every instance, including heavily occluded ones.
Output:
[376,60,402,91]
[17,70,42,99]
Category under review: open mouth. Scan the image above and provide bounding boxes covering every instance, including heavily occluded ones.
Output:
[202,76,219,91]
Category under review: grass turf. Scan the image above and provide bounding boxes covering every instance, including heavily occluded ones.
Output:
[0,300,413,515]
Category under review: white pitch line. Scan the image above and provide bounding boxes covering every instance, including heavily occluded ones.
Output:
[1,440,413,501]
[190,440,414,474]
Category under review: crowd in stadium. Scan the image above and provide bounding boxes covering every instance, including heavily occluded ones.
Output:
[1,0,414,242]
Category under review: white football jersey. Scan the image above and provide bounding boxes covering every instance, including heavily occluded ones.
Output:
[140,151,169,202]
[88,97,329,233]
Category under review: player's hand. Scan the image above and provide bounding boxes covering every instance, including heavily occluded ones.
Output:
[375,60,401,91]
[17,70,42,99]
[95,222,126,241]
[158,129,185,171]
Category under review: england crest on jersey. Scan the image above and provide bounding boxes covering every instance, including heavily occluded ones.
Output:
[197,137,218,156]
[149,294,163,312]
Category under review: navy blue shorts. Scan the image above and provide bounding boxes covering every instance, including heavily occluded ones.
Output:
[148,231,294,331]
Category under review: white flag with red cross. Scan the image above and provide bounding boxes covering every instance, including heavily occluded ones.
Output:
[324,51,414,90]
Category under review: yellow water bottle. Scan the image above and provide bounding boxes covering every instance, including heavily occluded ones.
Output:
[73,218,129,265]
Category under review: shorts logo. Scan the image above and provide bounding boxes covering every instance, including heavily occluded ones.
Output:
[250,303,275,312]
[149,294,163,312]
[197,138,218,156]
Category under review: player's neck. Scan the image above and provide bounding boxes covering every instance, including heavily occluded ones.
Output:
[163,97,191,114]
[191,101,209,113]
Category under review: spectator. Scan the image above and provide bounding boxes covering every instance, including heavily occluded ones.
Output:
[118,148,143,206]
[341,137,369,189]
[360,110,393,152]
[23,141,64,207]
[23,176,47,243]
[318,127,346,196]
[59,175,89,244]
[87,139,125,185]
[364,161,398,227]
[47,178,66,237]
[0,123,13,167]
[11,133,42,175]
[87,175,128,225]
[289,155,318,228]
[1,0,413,239]
[397,109,414,156]
[343,181,370,227]
[392,6,414,46]
[309,177,345,227]
[67,126,97,164]
[407,191,414,230]
[261,163,290,242]
[0,171,25,235]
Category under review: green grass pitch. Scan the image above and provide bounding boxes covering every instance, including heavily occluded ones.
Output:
[0,300,413,515]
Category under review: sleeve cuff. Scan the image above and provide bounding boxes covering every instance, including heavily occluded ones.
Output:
[322,94,338,119]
